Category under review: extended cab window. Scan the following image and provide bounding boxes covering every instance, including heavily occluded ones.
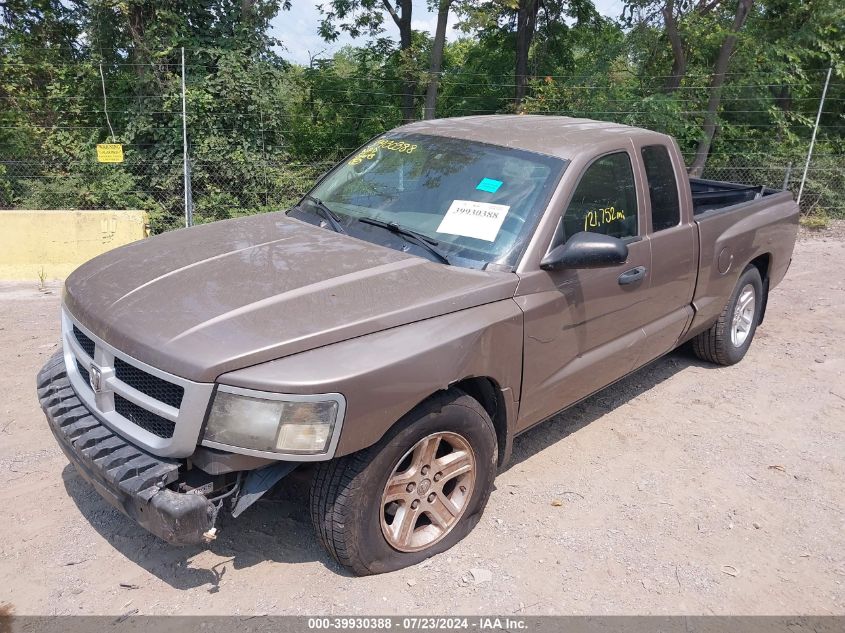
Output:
[561,152,638,242]
[642,145,681,231]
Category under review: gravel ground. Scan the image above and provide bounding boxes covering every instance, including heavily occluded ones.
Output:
[0,230,843,616]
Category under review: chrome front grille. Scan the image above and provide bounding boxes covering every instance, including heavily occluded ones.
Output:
[75,359,91,385]
[61,308,215,458]
[113,394,176,438]
[113,357,184,409]
[72,325,95,357]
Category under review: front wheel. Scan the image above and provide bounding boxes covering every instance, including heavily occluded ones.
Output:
[692,264,764,366]
[309,390,497,575]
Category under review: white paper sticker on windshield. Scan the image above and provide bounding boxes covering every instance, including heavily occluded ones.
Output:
[436,200,510,242]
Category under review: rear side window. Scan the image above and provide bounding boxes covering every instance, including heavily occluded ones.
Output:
[561,152,638,242]
[642,145,681,232]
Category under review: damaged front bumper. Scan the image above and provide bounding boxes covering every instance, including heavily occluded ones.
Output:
[37,353,216,545]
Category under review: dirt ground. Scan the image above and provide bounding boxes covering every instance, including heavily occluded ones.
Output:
[0,228,843,617]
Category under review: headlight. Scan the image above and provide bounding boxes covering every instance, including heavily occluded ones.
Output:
[203,386,344,456]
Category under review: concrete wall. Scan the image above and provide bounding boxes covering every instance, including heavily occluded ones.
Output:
[0,210,149,281]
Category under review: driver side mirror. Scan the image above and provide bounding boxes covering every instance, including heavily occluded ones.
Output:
[540,231,628,271]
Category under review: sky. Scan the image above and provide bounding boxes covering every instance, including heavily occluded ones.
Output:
[270,0,626,65]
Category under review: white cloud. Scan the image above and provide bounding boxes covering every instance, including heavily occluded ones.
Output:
[271,3,356,64]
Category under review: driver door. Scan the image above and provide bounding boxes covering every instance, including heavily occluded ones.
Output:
[515,150,653,431]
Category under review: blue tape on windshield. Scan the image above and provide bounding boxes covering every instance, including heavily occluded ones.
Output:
[476,178,503,193]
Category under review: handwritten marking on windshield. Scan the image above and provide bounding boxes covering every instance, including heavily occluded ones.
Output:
[348,139,418,166]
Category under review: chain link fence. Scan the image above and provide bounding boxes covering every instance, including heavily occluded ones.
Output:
[3,146,842,235]
[694,153,844,217]
[1,62,843,232]
[0,155,335,234]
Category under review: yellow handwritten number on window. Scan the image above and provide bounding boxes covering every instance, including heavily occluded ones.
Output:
[584,206,626,232]
[348,139,417,166]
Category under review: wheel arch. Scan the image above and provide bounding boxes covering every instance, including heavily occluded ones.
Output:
[449,376,511,467]
[379,377,514,469]
[748,252,772,323]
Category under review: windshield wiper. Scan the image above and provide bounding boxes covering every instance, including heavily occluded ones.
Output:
[358,217,450,265]
[299,195,346,234]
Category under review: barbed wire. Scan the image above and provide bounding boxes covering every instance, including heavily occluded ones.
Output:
[3,58,839,77]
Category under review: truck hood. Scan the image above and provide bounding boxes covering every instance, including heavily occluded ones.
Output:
[63,212,518,382]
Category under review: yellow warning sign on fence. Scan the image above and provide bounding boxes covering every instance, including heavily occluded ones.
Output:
[96,143,124,163]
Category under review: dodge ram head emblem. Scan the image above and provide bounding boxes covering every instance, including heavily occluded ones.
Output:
[417,478,431,495]
[89,364,104,393]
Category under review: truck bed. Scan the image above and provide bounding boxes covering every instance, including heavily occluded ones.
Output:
[686,185,799,340]
[690,178,781,216]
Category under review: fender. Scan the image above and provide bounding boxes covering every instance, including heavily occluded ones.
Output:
[216,300,524,457]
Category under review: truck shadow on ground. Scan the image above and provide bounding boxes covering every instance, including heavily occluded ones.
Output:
[60,466,349,589]
[60,346,710,588]
[505,346,712,471]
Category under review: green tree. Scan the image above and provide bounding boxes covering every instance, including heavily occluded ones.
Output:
[319,0,417,122]
[457,0,600,107]
[688,0,754,176]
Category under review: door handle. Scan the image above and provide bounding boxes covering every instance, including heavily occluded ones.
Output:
[618,266,647,286]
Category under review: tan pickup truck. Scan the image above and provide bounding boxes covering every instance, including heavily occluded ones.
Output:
[38,115,799,575]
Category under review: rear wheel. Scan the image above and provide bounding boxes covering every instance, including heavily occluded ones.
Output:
[309,390,497,575]
[692,265,763,366]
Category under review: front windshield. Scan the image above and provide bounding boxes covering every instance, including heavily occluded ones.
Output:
[306,133,567,268]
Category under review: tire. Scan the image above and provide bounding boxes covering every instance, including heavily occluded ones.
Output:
[692,264,764,366]
[309,390,497,576]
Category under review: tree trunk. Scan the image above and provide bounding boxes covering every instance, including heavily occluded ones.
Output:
[772,84,791,141]
[662,0,686,93]
[772,84,791,112]
[241,0,257,32]
[688,0,753,177]
[384,0,416,123]
[423,0,451,120]
[515,0,538,108]
[127,3,147,80]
